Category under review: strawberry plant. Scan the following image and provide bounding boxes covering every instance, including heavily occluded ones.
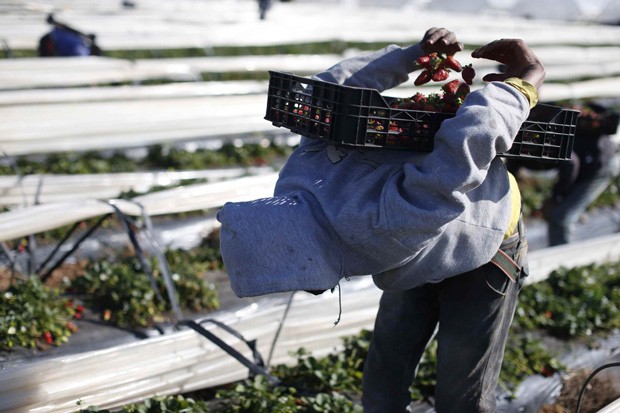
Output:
[499,335,566,398]
[76,395,212,413]
[69,251,219,328]
[214,375,363,413]
[514,261,620,338]
[271,329,370,394]
[0,277,78,351]
[0,140,294,176]
[409,339,438,402]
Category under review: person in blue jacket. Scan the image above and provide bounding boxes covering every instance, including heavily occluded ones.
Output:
[38,14,101,57]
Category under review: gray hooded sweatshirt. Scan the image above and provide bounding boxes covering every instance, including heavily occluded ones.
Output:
[217,43,530,297]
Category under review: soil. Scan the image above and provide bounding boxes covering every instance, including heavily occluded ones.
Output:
[540,368,620,413]
[0,260,87,290]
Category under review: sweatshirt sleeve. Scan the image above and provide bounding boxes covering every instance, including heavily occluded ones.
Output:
[313,44,426,92]
[384,81,531,250]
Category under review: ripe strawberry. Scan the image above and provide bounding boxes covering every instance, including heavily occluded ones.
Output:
[414,69,432,86]
[443,56,462,72]
[411,92,426,103]
[66,321,78,333]
[416,55,431,68]
[541,365,555,377]
[43,331,53,345]
[456,82,470,99]
[424,93,443,111]
[432,69,449,82]
[462,64,475,85]
[441,79,460,95]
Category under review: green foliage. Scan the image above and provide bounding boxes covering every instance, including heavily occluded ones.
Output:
[70,259,164,327]
[499,335,566,397]
[70,327,563,412]
[216,375,301,413]
[75,41,373,61]
[0,141,293,176]
[69,252,219,328]
[1,151,138,176]
[517,174,555,218]
[515,262,620,337]
[271,329,370,394]
[76,395,211,412]
[212,332,371,412]
[590,174,620,209]
[0,277,77,351]
[215,374,362,413]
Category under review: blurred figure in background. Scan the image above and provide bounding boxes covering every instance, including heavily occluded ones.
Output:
[544,103,620,246]
[38,14,102,57]
[258,0,272,20]
[508,102,620,246]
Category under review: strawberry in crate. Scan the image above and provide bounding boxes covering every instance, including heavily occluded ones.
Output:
[408,52,475,113]
[366,52,477,148]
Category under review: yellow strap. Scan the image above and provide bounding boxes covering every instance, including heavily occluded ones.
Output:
[504,77,539,109]
[505,172,521,239]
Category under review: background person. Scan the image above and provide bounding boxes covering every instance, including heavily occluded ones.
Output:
[507,102,620,246]
[38,14,102,57]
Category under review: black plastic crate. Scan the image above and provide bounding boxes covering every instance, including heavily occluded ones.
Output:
[265,71,580,161]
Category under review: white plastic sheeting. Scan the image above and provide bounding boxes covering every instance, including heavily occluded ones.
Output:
[0,54,342,91]
[1,75,619,156]
[0,166,275,206]
[0,173,278,242]
[0,278,381,413]
[1,0,620,50]
[599,398,620,413]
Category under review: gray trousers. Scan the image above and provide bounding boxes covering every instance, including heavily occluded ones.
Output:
[362,222,528,413]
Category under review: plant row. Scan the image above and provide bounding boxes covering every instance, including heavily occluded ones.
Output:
[2,139,619,217]
[0,141,293,176]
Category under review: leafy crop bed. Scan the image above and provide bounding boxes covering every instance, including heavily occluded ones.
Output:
[3,232,620,412]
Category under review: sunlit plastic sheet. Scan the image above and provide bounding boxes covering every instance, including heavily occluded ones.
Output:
[0,277,381,413]
[0,173,279,243]
[0,166,275,207]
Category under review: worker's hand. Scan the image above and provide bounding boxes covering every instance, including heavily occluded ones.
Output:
[420,27,464,56]
[472,39,545,90]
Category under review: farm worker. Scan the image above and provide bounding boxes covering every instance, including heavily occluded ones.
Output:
[508,102,620,246]
[218,27,544,412]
